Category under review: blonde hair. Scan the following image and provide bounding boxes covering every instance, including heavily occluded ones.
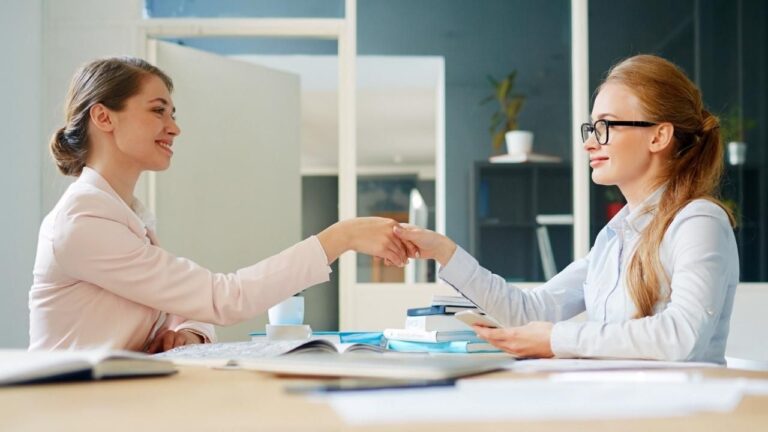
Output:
[599,54,735,318]
[50,57,173,176]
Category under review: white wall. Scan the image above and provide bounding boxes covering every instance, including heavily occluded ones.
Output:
[0,0,43,347]
[0,0,141,347]
[41,0,143,210]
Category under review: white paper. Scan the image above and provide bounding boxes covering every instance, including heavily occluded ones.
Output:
[321,379,743,425]
[548,371,698,383]
[508,358,720,373]
[735,378,768,395]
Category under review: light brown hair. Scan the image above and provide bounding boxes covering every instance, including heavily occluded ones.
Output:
[599,54,735,318]
[50,57,173,176]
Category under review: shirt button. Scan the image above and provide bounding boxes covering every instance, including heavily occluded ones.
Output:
[706,308,714,316]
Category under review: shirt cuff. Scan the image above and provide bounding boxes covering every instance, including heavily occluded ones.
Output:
[438,246,477,289]
[550,321,581,358]
[308,235,333,275]
[174,321,217,344]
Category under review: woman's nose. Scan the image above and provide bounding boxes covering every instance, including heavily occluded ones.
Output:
[582,134,599,152]
[167,118,181,136]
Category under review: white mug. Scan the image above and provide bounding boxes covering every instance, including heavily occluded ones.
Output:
[268,296,304,325]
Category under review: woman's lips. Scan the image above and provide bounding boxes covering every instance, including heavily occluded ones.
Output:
[590,157,608,167]
[156,140,173,156]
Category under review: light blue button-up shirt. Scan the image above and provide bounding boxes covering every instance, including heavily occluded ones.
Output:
[439,188,739,363]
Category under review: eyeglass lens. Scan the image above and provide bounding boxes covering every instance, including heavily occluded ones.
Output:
[582,120,607,144]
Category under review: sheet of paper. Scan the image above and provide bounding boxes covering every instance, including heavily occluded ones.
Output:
[507,358,720,373]
[319,379,744,425]
[548,370,697,383]
[735,378,768,395]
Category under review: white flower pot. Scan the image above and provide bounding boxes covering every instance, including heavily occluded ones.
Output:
[505,130,534,155]
[727,141,747,166]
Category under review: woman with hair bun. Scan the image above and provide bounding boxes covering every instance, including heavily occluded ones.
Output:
[395,54,739,363]
[31,57,410,353]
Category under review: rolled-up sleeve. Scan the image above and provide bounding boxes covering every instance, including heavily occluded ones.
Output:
[551,214,737,362]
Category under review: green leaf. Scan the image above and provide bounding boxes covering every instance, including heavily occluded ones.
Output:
[497,79,511,103]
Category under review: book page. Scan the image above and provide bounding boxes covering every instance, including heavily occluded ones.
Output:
[154,340,317,363]
[336,343,386,354]
[153,338,387,365]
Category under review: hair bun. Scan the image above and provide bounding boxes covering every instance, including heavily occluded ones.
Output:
[54,127,67,144]
[50,126,86,176]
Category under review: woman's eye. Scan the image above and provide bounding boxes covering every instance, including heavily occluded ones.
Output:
[152,108,165,115]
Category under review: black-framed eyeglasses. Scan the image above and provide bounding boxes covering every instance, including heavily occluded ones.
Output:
[580,120,657,145]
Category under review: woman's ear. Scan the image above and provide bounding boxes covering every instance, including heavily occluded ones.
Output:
[89,103,115,133]
[649,122,675,154]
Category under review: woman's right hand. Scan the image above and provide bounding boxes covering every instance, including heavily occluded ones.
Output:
[393,224,457,266]
[317,217,409,266]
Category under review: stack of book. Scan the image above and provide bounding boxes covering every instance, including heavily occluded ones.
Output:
[383,295,501,353]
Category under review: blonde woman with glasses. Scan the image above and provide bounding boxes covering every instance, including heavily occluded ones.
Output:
[395,54,738,363]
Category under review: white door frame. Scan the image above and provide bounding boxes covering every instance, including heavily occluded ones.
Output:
[134,3,358,327]
[571,0,590,259]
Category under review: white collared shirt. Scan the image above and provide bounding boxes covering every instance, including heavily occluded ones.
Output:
[439,188,739,364]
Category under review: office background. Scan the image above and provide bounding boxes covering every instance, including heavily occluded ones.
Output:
[1,0,765,349]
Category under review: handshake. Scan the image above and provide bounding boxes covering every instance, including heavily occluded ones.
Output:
[315,217,458,268]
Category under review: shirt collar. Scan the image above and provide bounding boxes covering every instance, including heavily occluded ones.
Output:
[78,167,155,229]
[605,185,666,237]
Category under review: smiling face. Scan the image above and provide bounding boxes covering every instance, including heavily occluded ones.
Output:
[585,83,659,191]
[110,74,180,172]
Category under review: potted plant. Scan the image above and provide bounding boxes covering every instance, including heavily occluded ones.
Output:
[481,71,530,155]
[604,186,624,221]
[720,107,755,166]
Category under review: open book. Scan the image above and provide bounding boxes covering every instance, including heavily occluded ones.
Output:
[155,340,512,380]
[154,339,385,366]
[0,349,176,386]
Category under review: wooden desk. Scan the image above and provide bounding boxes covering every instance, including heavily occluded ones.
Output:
[1,365,767,431]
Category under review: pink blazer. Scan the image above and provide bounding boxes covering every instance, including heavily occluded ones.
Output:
[29,167,330,351]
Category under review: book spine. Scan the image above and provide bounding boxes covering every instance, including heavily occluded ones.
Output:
[407,306,477,316]
[406,306,447,316]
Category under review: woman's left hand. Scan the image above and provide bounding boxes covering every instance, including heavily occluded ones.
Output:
[472,321,555,358]
[145,329,204,354]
